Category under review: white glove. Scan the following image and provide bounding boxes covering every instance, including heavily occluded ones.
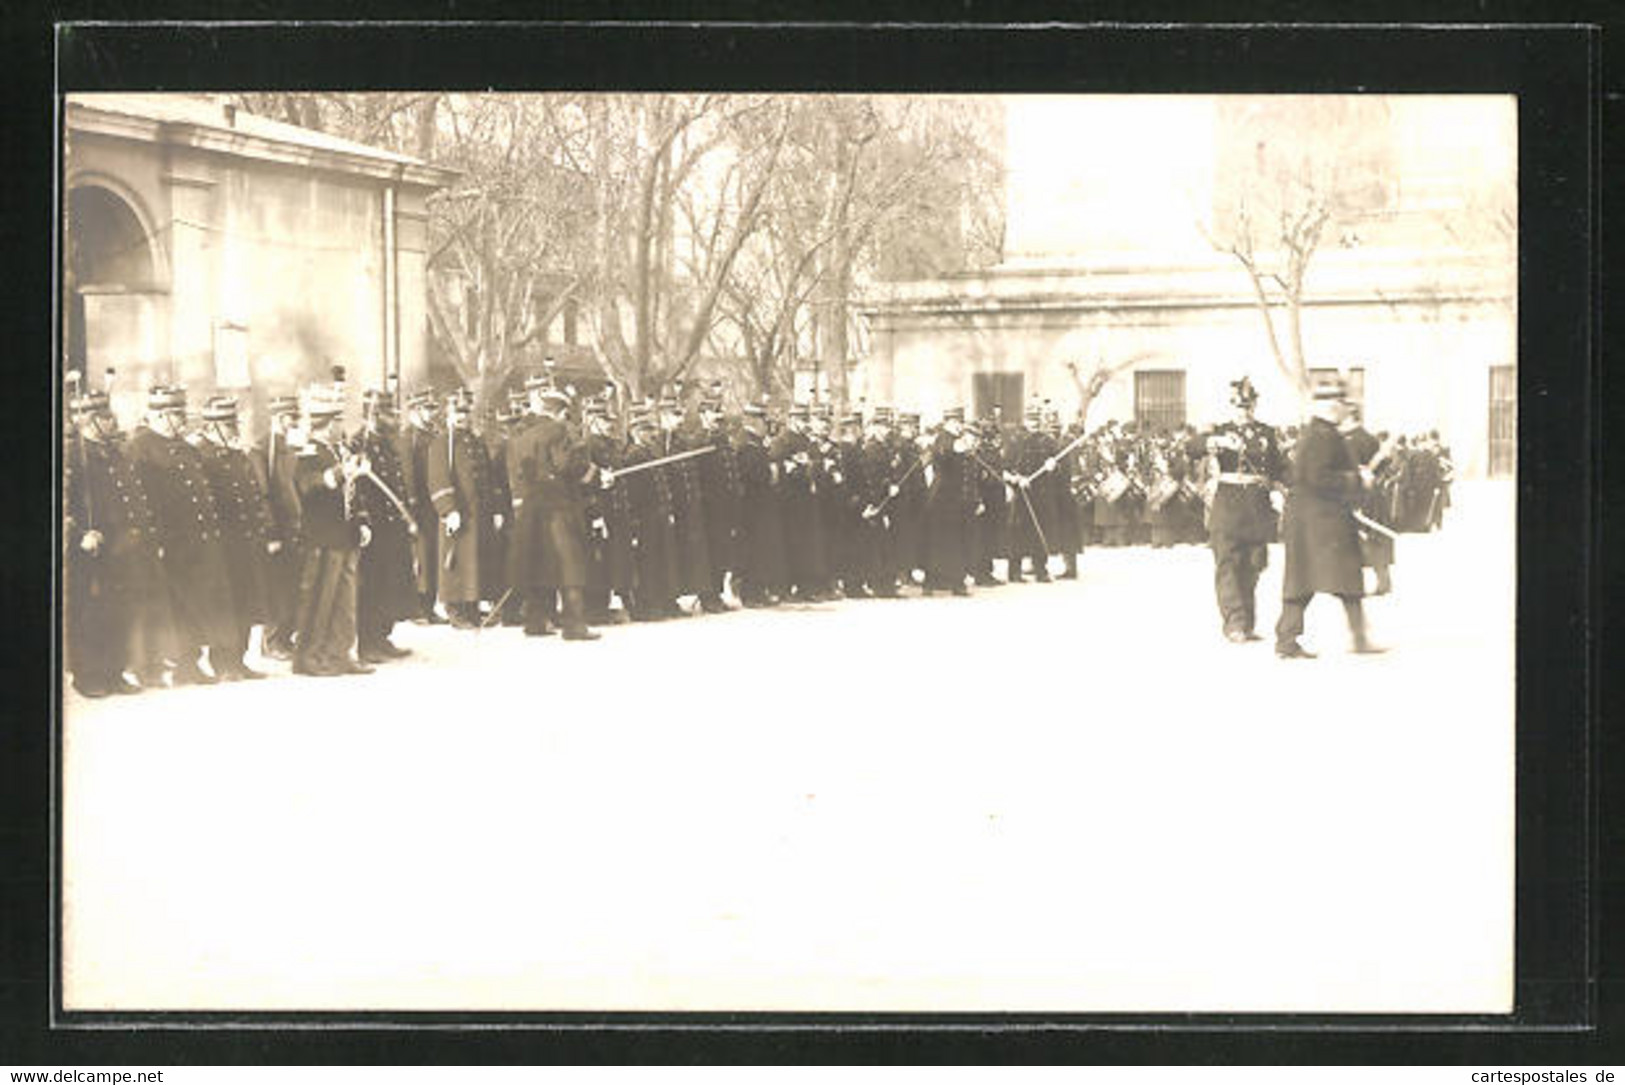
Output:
[888,483,900,497]
[80,530,103,554]
[1269,490,1285,514]
[591,516,608,537]
[862,505,878,520]
[1018,476,1031,489]
[600,467,615,487]
[493,513,505,531]
[358,523,373,548]
[952,436,972,454]
[1044,457,1057,473]
[831,471,844,485]
[267,539,283,555]
[444,510,462,535]
[974,502,985,517]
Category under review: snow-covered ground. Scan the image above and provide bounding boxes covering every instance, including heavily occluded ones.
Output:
[61,482,1515,1014]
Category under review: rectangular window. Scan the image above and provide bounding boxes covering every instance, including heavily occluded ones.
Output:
[1488,365,1516,478]
[1133,369,1186,432]
[972,371,1023,424]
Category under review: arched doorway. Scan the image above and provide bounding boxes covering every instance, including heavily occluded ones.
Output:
[64,183,159,375]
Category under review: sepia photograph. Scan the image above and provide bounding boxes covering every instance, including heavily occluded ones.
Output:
[59,88,1516,1016]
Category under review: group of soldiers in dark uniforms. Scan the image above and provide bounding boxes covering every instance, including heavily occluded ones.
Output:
[64,360,1453,697]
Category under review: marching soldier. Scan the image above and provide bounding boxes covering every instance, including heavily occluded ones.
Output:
[1275,373,1385,659]
[291,381,373,676]
[426,389,504,628]
[399,390,444,624]
[1191,377,1286,644]
[192,395,273,680]
[354,388,419,661]
[125,385,237,685]
[64,382,166,697]
[251,394,304,659]
[733,401,788,607]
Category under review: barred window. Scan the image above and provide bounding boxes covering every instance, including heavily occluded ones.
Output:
[1133,370,1186,433]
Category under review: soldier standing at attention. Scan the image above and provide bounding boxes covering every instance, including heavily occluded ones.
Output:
[64,383,165,697]
[399,390,444,624]
[427,389,504,628]
[125,384,237,686]
[291,380,374,677]
[1190,377,1286,644]
[694,385,741,613]
[354,388,419,662]
[733,401,788,608]
[192,395,273,680]
[923,407,974,597]
[251,394,304,659]
[509,383,601,640]
[1275,373,1386,659]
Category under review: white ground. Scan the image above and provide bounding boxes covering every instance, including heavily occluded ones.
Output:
[61,482,1515,1014]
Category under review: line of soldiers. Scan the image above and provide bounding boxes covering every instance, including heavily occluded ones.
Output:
[64,361,1453,697]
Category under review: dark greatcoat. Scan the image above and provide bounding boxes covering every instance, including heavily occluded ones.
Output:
[584,434,634,598]
[887,433,928,577]
[250,432,303,634]
[1344,425,1396,569]
[696,424,743,585]
[1280,416,1366,599]
[664,428,713,596]
[194,437,273,628]
[777,430,830,593]
[924,430,973,585]
[355,426,422,623]
[125,425,237,656]
[623,437,681,610]
[398,424,440,600]
[508,414,591,590]
[65,433,174,681]
[426,427,504,604]
[734,431,788,595]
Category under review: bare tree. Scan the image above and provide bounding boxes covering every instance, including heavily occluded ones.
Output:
[1065,350,1160,426]
[1200,97,1395,398]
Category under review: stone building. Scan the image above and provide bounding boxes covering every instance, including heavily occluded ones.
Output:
[63,93,457,431]
[860,96,1516,478]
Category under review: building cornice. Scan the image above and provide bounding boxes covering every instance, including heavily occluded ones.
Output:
[68,102,460,191]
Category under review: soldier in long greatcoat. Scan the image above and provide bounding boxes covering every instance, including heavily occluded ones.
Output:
[695,387,742,612]
[923,408,974,596]
[509,383,600,640]
[1274,374,1384,659]
[889,412,928,589]
[64,386,168,697]
[192,395,273,680]
[622,405,683,620]
[125,385,238,686]
[583,399,634,622]
[353,389,420,661]
[426,389,504,627]
[660,397,714,605]
[856,409,901,598]
[250,394,304,658]
[778,406,832,602]
[398,392,444,623]
[732,403,787,607]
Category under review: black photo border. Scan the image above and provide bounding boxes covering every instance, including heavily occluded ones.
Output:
[1,4,1609,1065]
